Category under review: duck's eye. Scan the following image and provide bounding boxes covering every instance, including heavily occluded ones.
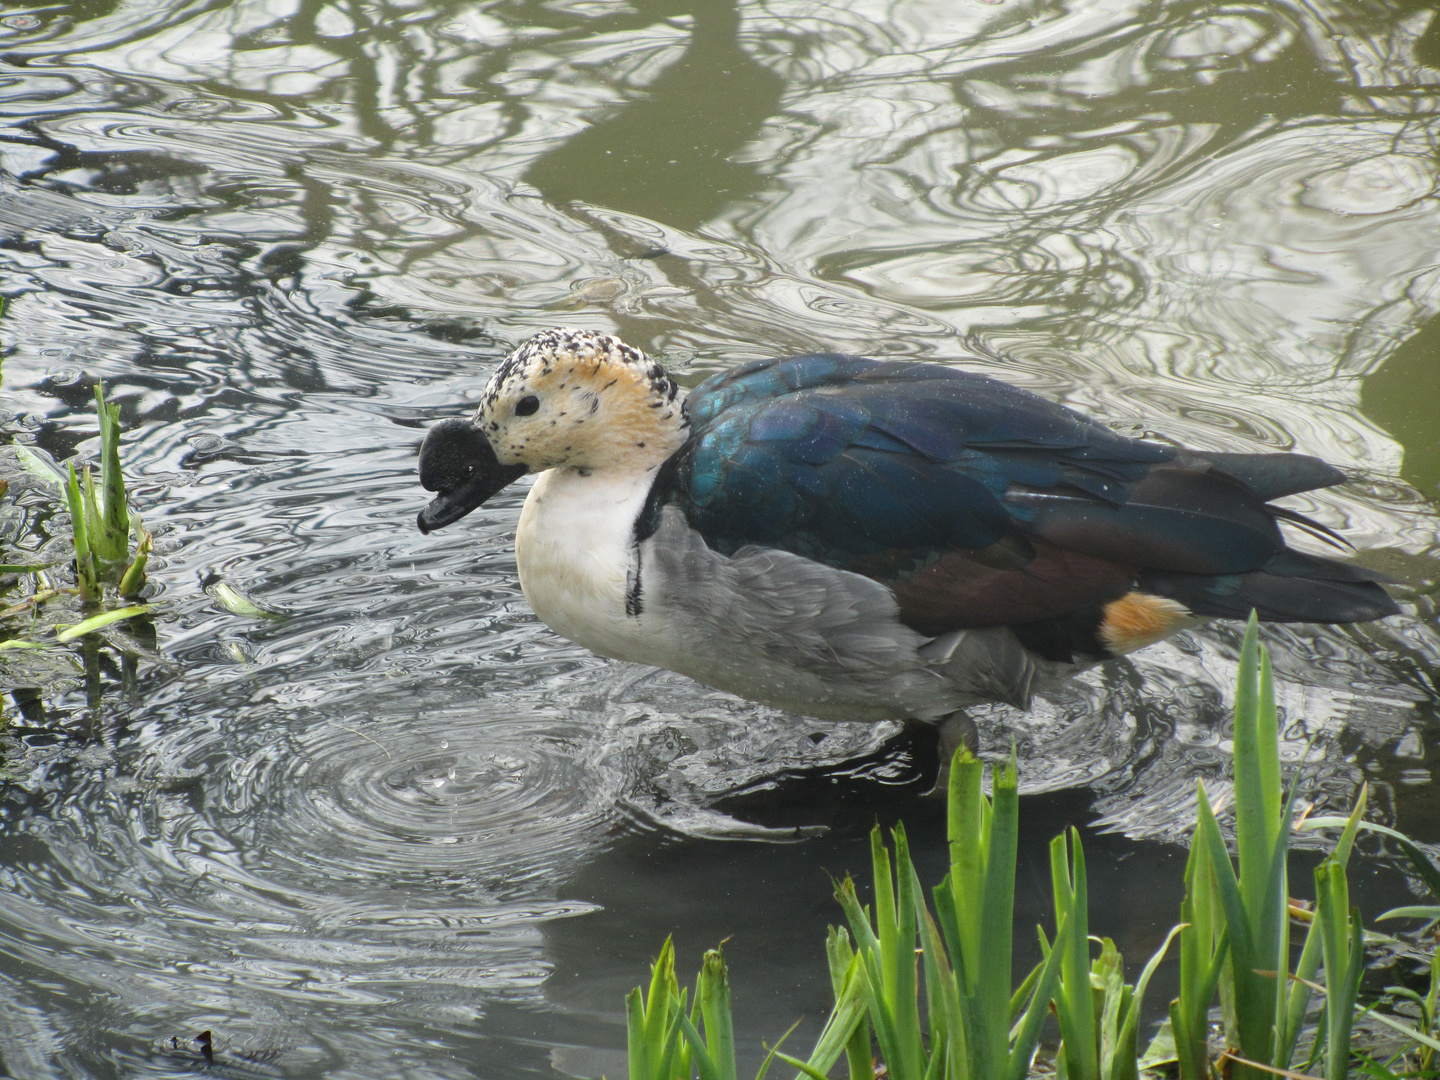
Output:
[514,395,540,417]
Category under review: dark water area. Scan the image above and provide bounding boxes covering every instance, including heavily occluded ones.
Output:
[0,0,1439,1076]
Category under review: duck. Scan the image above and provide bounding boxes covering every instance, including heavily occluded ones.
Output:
[416,327,1398,753]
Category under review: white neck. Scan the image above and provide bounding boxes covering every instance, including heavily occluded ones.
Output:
[513,466,657,662]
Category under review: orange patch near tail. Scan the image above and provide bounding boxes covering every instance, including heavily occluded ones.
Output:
[1099,592,1196,655]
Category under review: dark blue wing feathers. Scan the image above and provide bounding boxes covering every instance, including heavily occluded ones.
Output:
[670,354,1179,561]
[641,352,1396,635]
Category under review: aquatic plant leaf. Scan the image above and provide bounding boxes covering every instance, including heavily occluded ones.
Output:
[207,583,281,618]
[65,464,99,602]
[13,444,66,488]
[1367,1006,1440,1055]
[55,604,149,642]
[95,385,129,555]
[119,528,152,597]
[1301,817,1440,907]
[808,943,867,1080]
[1138,1019,1177,1069]
[1376,905,1440,922]
[1314,858,1366,1080]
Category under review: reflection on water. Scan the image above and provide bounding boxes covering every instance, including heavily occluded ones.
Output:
[1,0,1439,1075]
[1364,308,1440,506]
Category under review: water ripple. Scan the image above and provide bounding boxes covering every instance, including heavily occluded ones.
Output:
[2,0,1440,1074]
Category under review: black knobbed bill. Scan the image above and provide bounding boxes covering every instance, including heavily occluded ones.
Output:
[416,418,527,533]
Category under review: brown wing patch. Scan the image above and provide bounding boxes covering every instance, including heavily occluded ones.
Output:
[890,541,1135,635]
[1098,592,1196,654]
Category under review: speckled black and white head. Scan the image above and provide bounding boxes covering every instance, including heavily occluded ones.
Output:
[474,328,685,472]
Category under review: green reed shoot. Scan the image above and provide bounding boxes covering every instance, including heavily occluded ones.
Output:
[624,939,845,1080]
[1187,613,1301,1080]
[1166,821,1228,1080]
[621,613,1420,1080]
[627,938,694,1080]
[834,752,1066,1080]
[1315,853,1367,1080]
[940,751,1066,1080]
[1047,828,1180,1080]
[65,383,150,602]
[835,827,924,1080]
[824,928,872,1080]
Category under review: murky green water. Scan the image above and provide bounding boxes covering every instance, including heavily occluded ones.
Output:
[1,0,1439,1075]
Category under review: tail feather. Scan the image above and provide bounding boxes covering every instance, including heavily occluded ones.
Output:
[1139,550,1399,623]
[1197,452,1347,501]
[1266,504,1351,551]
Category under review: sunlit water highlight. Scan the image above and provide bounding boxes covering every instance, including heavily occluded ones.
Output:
[1,0,1438,1076]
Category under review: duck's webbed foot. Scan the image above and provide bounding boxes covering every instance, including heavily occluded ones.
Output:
[922,710,978,796]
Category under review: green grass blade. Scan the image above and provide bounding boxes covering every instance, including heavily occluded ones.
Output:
[1232,614,1275,928]
[1279,909,1321,1067]
[699,949,737,1080]
[1304,813,1440,913]
[1051,828,1097,1080]
[1197,783,1275,1072]
[948,749,985,992]
[1173,812,1216,1080]
[1255,635,1281,854]
[1095,939,1127,1080]
[872,827,898,1001]
[14,444,65,488]
[656,1012,687,1080]
[1007,910,1070,1080]
[1196,787,1250,966]
[856,949,906,1080]
[1213,623,1293,1076]
[1280,791,1366,1065]
[890,825,923,1078]
[1331,784,1369,870]
[677,1010,722,1080]
[806,951,868,1080]
[80,467,108,566]
[118,528,151,597]
[827,926,855,994]
[55,605,149,642]
[627,987,648,1080]
[1010,955,1043,1028]
[1315,860,1367,1080]
[1114,923,1184,1080]
[645,939,677,1052]
[915,888,964,1077]
[823,927,873,1080]
[1258,788,1295,1069]
[65,464,99,602]
[753,1018,801,1080]
[933,875,966,991]
[95,386,129,558]
[835,877,880,962]
[978,757,1019,1078]
[772,1050,837,1080]
[1366,1008,1440,1056]
[1376,905,1440,922]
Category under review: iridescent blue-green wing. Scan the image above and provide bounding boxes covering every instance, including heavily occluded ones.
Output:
[643,354,1395,648]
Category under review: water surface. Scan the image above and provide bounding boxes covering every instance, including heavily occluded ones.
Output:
[2,0,1439,1076]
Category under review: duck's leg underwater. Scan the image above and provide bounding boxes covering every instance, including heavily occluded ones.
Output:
[922,710,979,794]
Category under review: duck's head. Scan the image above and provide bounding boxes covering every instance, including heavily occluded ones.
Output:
[416,328,684,533]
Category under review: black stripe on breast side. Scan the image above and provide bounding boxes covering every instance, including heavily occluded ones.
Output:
[625,541,644,617]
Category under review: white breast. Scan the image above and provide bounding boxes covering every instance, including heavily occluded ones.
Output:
[514,466,658,664]
[514,472,1052,724]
